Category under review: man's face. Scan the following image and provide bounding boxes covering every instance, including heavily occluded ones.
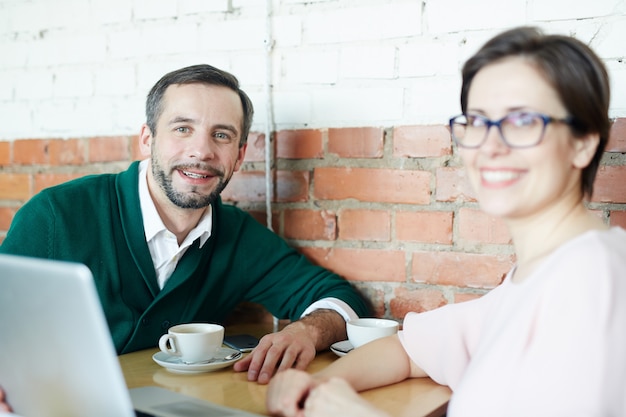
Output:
[141,83,247,210]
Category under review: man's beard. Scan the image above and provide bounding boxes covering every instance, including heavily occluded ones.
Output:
[151,154,231,209]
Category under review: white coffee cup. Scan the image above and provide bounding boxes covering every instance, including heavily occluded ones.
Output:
[347,318,399,349]
[158,323,224,363]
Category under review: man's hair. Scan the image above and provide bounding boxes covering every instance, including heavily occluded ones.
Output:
[145,64,254,147]
[461,26,611,198]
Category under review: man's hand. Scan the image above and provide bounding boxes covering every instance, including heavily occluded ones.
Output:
[233,309,346,384]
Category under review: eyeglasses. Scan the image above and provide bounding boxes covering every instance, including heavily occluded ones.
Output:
[449,111,574,149]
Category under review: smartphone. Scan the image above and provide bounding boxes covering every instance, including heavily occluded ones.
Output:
[223,334,260,352]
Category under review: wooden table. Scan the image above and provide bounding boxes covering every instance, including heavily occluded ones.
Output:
[119,324,451,417]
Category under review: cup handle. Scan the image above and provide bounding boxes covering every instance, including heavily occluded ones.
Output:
[158,334,179,356]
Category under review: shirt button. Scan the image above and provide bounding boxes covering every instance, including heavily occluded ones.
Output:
[161,320,171,330]
[141,318,148,325]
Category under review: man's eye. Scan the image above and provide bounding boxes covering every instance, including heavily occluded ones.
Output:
[175,126,190,133]
[214,132,232,141]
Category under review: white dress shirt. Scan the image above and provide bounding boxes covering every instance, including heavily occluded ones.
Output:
[138,159,357,321]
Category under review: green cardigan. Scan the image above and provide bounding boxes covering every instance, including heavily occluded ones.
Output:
[0,161,369,354]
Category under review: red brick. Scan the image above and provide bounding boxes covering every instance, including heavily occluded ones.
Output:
[300,247,406,282]
[411,251,514,289]
[222,170,309,203]
[610,211,626,229]
[328,127,383,158]
[34,173,84,194]
[130,135,146,161]
[393,125,452,158]
[435,167,476,202]
[457,207,511,245]
[89,136,129,162]
[338,209,390,241]
[454,292,486,303]
[284,209,337,240]
[48,139,86,165]
[0,142,10,165]
[276,129,323,159]
[607,118,626,152]
[13,139,49,165]
[389,286,447,318]
[243,132,269,162]
[0,173,31,200]
[355,285,386,317]
[396,211,453,244]
[314,167,431,204]
[245,209,280,232]
[592,165,626,203]
[0,206,18,230]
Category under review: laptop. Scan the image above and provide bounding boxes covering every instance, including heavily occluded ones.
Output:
[0,253,263,417]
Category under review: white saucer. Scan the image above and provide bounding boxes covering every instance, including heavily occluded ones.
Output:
[330,340,353,357]
[153,347,242,374]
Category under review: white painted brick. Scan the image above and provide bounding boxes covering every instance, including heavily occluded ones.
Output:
[109,28,142,60]
[134,0,177,21]
[529,0,620,21]
[5,2,49,32]
[305,3,422,44]
[15,70,54,100]
[179,0,231,15]
[140,23,199,56]
[311,86,404,124]
[427,0,527,34]
[272,16,302,48]
[0,102,32,139]
[588,18,626,60]
[399,39,461,78]
[53,68,94,98]
[94,66,136,97]
[0,39,29,70]
[92,0,133,25]
[0,70,17,100]
[606,61,626,117]
[404,76,460,124]
[198,18,267,50]
[270,91,313,126]
[0,0,625,140]
[36,98,114,136]
[28,32,107,66]
[339,45,396,79]
[282,50,339,84]
[231,52,267,85]
[111,95,145,133]
[32,99,75,135]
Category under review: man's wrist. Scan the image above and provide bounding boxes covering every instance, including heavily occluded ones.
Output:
[291,309,347,351]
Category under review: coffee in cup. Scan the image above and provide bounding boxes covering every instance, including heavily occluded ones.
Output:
[158,323,224,363]
[347,318,399,349]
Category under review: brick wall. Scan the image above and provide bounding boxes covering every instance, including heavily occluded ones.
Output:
[1,0,625,320]
[2,119,625,319]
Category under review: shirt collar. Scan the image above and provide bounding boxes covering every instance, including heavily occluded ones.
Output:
[138,159,212,248]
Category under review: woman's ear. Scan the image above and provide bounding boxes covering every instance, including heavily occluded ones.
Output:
[572,133,600,169]
[139,124,153,157]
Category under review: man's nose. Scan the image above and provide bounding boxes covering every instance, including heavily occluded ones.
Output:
[188,133,216,159]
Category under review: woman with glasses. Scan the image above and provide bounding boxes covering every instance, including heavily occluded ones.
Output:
[266,26,626,417]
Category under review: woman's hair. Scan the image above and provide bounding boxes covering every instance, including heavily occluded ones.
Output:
[460,26,611,198]
[145,64,254,147]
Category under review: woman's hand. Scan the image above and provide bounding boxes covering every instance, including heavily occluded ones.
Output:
[303,377,389,417]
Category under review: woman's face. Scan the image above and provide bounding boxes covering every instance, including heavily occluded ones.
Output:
[460,57,594,221]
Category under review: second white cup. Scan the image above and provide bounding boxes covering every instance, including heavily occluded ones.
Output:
[347,318,399,349]
[158,323,224,363]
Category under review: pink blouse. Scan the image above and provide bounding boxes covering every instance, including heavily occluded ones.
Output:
[399,227,626,416]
